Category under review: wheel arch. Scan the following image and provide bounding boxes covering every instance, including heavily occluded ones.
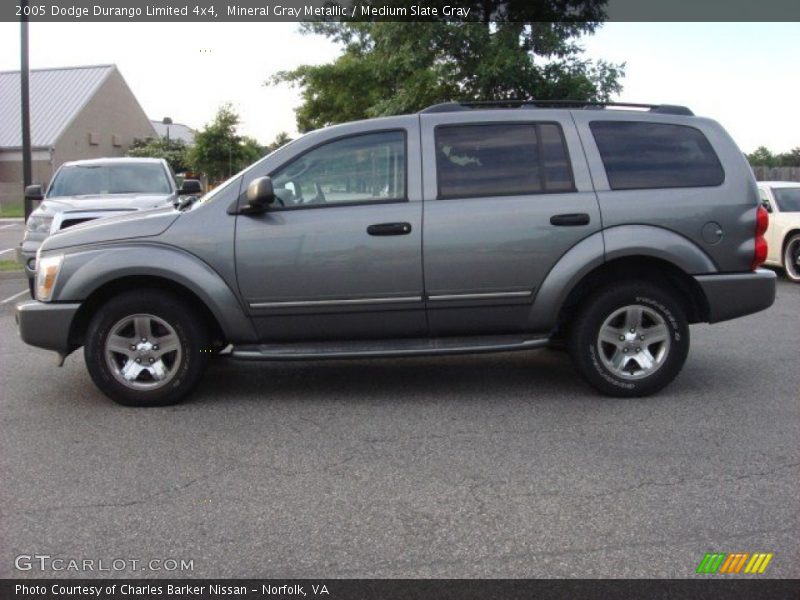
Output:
[528,226,715,335]
[553,256,710,339]
[58,245,258,351]
[68,275,228,352]
[782,228,800,257]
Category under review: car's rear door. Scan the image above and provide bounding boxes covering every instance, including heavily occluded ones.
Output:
[420,109,601,335]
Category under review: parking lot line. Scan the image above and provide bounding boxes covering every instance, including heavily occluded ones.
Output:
[0,248,15,256]
[1,289,28,304]
[0,224,19,230]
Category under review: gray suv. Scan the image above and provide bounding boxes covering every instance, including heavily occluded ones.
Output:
[15,101,776,406]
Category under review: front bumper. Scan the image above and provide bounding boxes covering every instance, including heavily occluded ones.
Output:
[694,269,776,323]
[16,300,81,355]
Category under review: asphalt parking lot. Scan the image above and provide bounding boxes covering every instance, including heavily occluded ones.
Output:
[0,220,24,263]
[0,275,798,579]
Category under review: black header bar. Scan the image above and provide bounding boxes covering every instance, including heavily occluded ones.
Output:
[3,579,800,600]
[3,0,800,22]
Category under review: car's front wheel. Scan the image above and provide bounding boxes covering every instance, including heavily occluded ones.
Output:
[568,282,689,397]
[84,290,209,406]
[784,232,800,283]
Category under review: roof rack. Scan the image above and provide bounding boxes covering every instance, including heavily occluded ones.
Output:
[420,100,694,116]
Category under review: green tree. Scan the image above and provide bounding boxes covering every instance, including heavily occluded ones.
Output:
[265,131,293,153]
[272,12,624,132]
[747,146,777,168]
[188,104,264,183]
[776,147,800,167]
[127,137,189,173]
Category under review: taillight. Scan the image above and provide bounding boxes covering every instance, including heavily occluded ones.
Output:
[755,204,769,237]
[751,205,769,270]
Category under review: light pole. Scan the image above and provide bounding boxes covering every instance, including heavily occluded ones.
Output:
[162,116,172,150]
[20,0,33,220]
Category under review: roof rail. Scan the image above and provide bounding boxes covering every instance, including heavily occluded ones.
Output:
[420,100,694,116]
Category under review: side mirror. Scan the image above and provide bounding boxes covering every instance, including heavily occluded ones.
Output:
[178,179,203,195]
[246,176,275,209]
[761,200,773,213]
[24,184,44,201]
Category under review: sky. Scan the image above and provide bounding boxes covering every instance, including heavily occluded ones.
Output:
[0,21,797,153]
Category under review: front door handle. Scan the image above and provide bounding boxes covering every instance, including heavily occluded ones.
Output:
[367,222,412,236]
[550,213,590,226]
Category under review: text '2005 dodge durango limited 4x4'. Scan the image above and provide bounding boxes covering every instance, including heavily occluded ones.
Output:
[16,100,776,406]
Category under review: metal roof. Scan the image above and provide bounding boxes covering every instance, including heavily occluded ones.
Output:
[150,120,196,145]
[62,157,166,167]
[0,64,115,149]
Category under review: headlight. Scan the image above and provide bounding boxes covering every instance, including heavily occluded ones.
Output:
[35,253,64,302]
[26,214,53,234]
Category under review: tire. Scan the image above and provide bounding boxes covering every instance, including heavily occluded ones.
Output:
[84,290,210,407]
[28,277,35,299]
[783,233,800,283]
[568,282,689,397]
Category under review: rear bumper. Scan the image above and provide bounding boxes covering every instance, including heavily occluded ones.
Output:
[15,300,81,355]
[694,269,776,323]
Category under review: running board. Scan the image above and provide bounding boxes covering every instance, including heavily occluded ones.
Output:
[230,335,550,361]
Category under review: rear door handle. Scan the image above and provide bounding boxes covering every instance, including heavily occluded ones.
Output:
[550,213,590,227]
[367,222,412,236]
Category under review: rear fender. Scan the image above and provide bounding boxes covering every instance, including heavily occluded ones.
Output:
[527,226,717,332]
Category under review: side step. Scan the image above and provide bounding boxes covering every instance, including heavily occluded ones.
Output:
[230,335,550,361]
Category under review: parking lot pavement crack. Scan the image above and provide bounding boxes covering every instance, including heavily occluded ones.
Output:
[232,453,360,477]
[494,460,800,504]
[330,520,800,577]
[13,466,242,513]
[730,460,800,481]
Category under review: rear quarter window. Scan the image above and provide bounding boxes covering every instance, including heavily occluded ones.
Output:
[590,121,724,190]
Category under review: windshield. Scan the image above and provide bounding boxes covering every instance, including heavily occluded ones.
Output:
[48,163,172,197]
[773,187,800,212]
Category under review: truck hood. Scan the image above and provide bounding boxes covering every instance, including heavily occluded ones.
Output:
[40,205,181,252]
[37,193,174,215]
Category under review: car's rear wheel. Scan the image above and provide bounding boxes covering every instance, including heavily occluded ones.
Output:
[84,290,209,406]
[568,282,689,397]
[784,233,800,282]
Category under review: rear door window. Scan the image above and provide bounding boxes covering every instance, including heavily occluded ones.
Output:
[434,123,574,199]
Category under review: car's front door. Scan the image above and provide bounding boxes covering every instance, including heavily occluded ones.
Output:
[420,111,601,336]
[236,122,426,341]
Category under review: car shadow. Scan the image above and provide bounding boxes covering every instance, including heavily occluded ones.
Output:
[192,349,591,406]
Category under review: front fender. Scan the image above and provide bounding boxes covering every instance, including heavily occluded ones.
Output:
[53,243,258,343]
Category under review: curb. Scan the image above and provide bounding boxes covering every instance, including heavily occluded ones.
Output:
[0,218,24,223]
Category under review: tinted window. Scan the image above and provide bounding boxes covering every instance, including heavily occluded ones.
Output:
[773,187,800,212]
[590,121,724,190]
[435,123,573,199]
[271,131,405,208]
[48,163,172,197]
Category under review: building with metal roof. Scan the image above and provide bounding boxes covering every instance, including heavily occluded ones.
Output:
[150,120,196,146]
[0,64,156,207]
